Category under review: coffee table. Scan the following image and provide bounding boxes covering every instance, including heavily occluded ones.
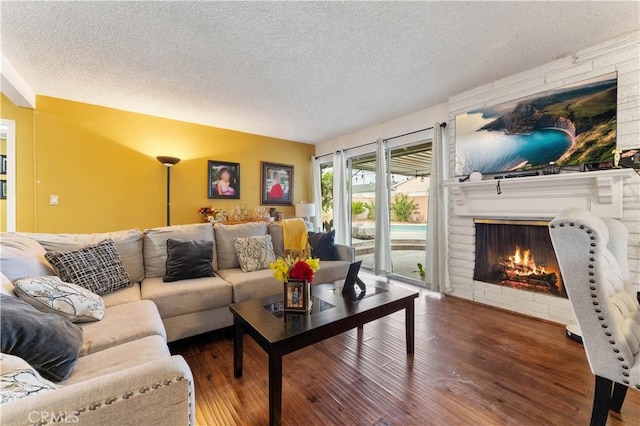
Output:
[229,282,419,426]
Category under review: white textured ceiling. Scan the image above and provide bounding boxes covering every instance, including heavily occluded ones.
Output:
[1,1,638,143]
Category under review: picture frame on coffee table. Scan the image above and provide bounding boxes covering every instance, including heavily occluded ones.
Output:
[283,279,310,312]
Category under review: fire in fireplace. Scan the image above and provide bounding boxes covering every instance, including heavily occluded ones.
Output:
[473,219,567,298]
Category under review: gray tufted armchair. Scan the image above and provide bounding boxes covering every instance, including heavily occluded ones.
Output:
[549,208,639,425]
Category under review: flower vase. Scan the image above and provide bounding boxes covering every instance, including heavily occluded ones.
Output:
[283,279,312,313]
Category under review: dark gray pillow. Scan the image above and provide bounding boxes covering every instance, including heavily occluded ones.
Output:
[308,230,339,261]
[0,294,83,382]
[163,239,215,282]
[44,239,133,295]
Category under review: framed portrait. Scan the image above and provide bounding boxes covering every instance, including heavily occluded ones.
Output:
[0,180,6,200]
[261,162,293,205]
[208,160,240,199]
[0,155,6,175]
[284,280,311,312]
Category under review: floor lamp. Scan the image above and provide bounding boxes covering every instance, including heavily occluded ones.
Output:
[156,156,181,226]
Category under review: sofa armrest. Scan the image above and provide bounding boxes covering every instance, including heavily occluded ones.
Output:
[1,356,194,426]
[335,244,355,263]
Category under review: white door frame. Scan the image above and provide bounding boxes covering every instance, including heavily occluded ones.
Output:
[1,119,16,232]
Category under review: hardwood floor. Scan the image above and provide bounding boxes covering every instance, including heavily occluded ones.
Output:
[171,276,640,425]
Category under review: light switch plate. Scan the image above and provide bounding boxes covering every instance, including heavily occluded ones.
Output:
[49,195,59,206]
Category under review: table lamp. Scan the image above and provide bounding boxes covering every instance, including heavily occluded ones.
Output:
[294,202,316,231]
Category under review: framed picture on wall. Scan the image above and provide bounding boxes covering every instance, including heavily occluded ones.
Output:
[208,160,240,199]
[261,162,294,205]
[0,180,6,199]
[0,155,6,175]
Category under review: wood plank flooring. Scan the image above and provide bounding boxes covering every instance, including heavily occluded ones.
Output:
[170,275,640,425]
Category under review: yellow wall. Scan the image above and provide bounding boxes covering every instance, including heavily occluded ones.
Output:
[0,93,36,232]
[31,96,314,233]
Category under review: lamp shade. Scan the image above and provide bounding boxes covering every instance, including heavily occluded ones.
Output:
[294,203,316,218]
[156,156,181,167]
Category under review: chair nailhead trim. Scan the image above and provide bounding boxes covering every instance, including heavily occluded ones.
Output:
[563,225,632,396]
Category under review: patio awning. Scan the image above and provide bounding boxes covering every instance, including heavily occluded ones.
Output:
[350,142,432,177]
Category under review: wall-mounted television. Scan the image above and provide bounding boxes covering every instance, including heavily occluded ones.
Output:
[455,72,617,176]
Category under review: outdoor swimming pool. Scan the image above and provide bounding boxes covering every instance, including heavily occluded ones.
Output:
[390,224,427,233]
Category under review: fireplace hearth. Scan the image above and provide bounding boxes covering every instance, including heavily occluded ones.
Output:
[473,219,566,298]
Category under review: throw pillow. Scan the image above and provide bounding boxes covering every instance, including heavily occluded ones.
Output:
[214,222,268,270]
[163,239,215,282]
[14,276,105,323]
[0,294,83,382]
[44,239,133,295]
[0,353,60,403]
[308,230,339,261]
[234,235,277,273]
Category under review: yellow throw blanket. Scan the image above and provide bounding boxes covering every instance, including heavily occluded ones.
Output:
[282,218,309,258]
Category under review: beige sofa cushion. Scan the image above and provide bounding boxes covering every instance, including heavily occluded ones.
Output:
[20,230,145,283]
[100,282,142,307]
[219,260,351,303]
[214,222,267,270]
[79,300,166,356]
[143,223,216,277]
[267,223,285,258]
[312,260,351,285]
[141,276,232,318]
[0,233,55,281]
[217,268,282,303]
[65,335,170,385]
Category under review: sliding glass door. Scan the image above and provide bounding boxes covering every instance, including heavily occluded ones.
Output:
[347,141,432,284]
[349,153,377,270]
[387,143,431,283]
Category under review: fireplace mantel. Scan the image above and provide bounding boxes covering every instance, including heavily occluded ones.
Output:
[443,169,635,219]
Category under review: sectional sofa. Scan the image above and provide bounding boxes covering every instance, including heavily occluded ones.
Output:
[0,221,353,425]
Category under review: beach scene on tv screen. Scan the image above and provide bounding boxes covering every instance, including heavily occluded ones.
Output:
[455,72,617,176]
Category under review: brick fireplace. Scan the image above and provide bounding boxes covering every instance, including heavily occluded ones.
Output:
[443,168,635,324]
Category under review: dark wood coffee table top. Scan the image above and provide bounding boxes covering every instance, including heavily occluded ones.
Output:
[229,283,418,353]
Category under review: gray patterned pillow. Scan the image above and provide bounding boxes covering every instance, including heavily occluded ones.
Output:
[233,235,277,273]
[14,276,105,322]
[0,353,60,403]
[44,239,133,295]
